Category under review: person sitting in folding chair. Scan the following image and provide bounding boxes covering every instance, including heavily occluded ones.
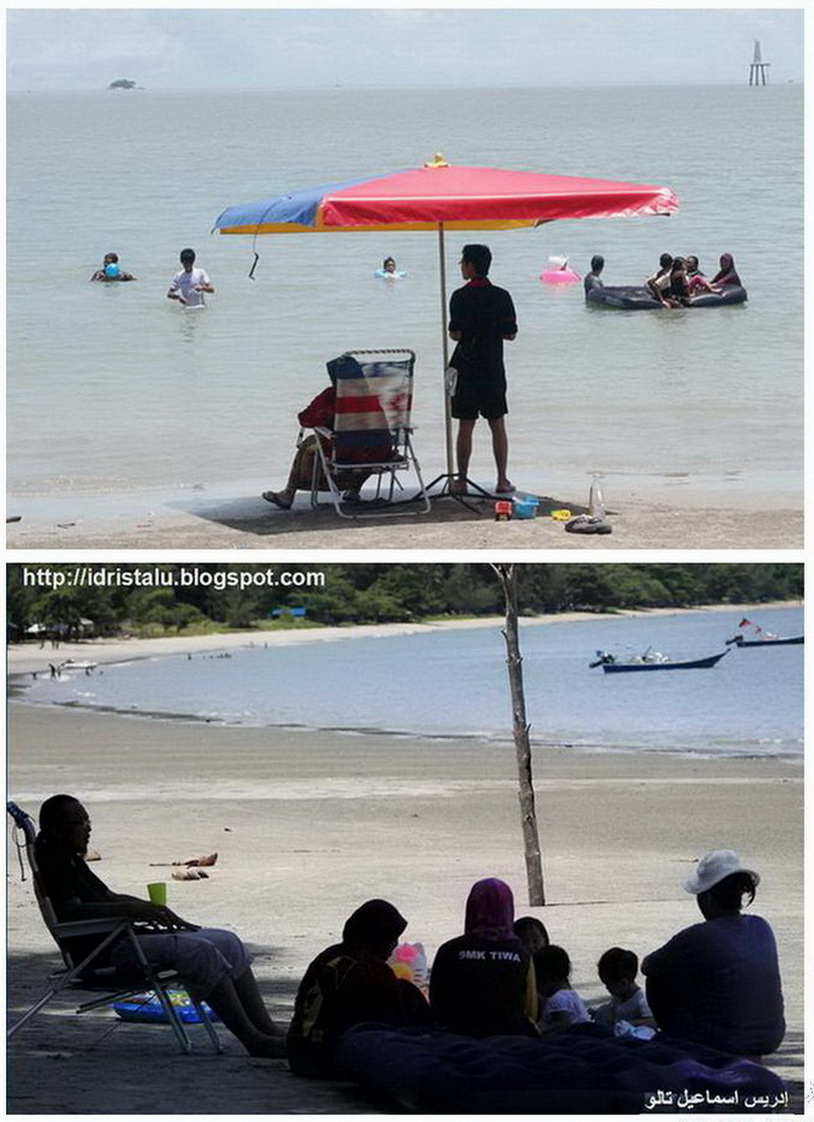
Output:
[262,357,394,511]
[35,794,287,1058]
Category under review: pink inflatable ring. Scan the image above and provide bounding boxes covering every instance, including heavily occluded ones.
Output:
[541,266,581,284]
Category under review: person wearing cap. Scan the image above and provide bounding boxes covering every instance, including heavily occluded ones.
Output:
[641,850,785,1058]
[167,247,214,307]
[447,244,517,497]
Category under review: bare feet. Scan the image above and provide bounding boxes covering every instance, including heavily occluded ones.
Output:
[262,490,293,510]
[246,1028,288,1059]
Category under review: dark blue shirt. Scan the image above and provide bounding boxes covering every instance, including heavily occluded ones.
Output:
[642,914,785,1056]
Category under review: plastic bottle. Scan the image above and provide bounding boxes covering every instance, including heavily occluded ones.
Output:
[588,473,605,518]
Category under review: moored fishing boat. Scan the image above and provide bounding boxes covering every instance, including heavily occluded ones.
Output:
[724,617,804,648]
[589,649,729,673]
[727,634,803,647]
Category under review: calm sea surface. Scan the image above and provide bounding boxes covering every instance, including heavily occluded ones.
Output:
[19,608,803,760]
[6,85,803,509]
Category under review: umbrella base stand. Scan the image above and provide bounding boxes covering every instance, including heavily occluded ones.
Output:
[425,472,502,513]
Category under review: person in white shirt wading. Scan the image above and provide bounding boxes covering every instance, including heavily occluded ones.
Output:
[167,247,214,308]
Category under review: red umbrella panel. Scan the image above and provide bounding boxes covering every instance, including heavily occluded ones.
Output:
[214,156,679,477]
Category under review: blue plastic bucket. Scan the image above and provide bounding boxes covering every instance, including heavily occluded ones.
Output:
[513,496,539,519]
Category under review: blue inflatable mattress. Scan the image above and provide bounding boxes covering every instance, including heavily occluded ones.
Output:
[335,1023,786,1113]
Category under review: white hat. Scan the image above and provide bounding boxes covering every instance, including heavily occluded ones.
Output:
[682,850,759,895]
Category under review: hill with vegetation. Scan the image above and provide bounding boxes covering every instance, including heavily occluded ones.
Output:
[7,563,802,641]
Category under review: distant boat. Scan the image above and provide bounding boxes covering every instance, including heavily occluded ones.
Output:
[726,634,803,648]
[724,617,803,648]
[55,659,98,674]
[589,649,729,673]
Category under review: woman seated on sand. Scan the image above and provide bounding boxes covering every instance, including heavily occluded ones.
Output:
[262,356,394,510]
[287,899,431,1077]
[429,878,539,1038]
[35,794,287,1057]
[641,849,785,1059]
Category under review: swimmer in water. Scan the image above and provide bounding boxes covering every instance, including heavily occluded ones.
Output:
[376,256,405,279]
[90,252,136,282]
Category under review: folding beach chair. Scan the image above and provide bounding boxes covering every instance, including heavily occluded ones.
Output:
[307,349,430,518]
[7,801,221,1054]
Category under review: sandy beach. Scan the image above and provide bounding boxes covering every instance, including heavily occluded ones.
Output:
[6,616,804,1114]
[5,484,804,551]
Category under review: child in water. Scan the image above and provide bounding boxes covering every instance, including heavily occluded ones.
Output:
[376,256,405,279]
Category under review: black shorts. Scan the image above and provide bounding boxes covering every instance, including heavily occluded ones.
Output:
[451,374,507,421]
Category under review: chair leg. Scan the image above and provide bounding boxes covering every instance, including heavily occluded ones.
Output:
[7,982,66,1038]
[312,439,348,517]
[123,929,193,1055]
[188,996,224,1054]
[8,924,131,1038]
[76,984,221,1054]
[148,982,192,1054]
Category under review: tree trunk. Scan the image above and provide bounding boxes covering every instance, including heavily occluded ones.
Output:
[492,564,545,906]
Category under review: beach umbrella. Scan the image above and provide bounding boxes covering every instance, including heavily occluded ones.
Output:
[213,155,679,481]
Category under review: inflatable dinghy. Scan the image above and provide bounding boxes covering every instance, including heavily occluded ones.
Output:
[587,285,747,310]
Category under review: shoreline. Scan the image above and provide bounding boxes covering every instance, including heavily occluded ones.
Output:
[5,482,804,550]
[7,703,804,1113]
[8,601,802,766]
[7,600,799,679]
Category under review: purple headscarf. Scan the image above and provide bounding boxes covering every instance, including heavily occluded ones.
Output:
[464,877,516,941]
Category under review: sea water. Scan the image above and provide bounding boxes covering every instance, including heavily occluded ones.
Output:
[6,85,802,512]
[19,607,803,760]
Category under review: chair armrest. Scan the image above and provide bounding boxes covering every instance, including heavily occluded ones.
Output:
[52,917,131,939]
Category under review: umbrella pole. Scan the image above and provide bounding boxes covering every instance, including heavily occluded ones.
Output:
[438,222,454,480]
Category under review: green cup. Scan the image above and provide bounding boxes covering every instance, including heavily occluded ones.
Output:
[147,882,167,907]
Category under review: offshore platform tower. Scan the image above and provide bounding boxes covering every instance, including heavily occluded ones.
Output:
[749,40,770,86]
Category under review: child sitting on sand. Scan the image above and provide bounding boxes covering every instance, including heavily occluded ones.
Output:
[534,945,591,1032]
[590,947,655,1030]
[513,915,550,954]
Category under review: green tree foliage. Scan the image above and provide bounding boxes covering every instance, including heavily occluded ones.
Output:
[7,563,802,640]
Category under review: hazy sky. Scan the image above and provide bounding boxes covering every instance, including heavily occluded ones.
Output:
[7,7,804,92]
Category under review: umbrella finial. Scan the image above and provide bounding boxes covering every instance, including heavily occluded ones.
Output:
[425,153,449,168]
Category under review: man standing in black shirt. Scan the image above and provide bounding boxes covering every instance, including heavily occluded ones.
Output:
[448,244,517,495]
